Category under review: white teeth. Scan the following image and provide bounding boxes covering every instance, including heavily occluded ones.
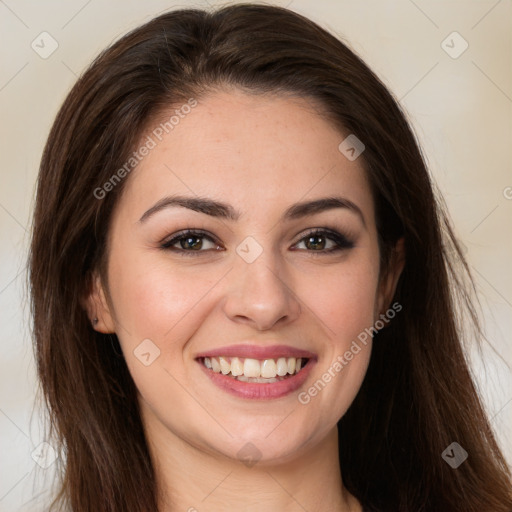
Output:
[261,359,277,378]
[276,357,288,376]
[219,356,230,375]
[211,357,221,373]
[235,375,279,383]
[202,356,307,380]
[231,357,243,376]
[243,358,261,378]
[239,376,279,383]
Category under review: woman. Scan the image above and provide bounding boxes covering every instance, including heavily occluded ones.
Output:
[29,3,512,511]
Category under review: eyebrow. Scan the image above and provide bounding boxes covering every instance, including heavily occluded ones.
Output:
[138,194,366,226]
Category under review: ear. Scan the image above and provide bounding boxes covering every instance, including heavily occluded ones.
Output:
[376,237,405,317]
[82,271,116,333]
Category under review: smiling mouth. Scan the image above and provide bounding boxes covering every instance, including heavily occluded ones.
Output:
[199,356,308,383]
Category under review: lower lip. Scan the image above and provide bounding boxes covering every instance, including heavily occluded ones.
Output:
[197,359,315,400]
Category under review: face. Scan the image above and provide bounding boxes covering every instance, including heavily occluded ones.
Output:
[88,88,403,465]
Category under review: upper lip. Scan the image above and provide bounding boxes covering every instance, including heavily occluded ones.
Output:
[195,344,317,360]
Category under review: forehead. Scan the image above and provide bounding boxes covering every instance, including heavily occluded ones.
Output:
[118,88,374,223]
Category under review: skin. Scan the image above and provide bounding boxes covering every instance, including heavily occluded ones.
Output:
[87,87,404,511]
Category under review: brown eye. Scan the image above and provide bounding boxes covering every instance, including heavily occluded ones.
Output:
[304,233,329,251]
[178,235,204,250]
[161,230,221,255]
[293,229,354,254]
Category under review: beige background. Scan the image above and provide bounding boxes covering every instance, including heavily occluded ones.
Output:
[0,0,511,510]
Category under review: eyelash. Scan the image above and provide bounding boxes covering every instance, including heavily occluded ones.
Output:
[160,228,355,256]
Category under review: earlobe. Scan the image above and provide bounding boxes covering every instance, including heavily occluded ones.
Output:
[377,237,405,316]
[82,271,116,333]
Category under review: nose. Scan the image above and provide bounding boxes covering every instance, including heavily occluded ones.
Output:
[222,247,302,330]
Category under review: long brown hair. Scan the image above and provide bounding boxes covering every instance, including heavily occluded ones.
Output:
[29,4,512,511]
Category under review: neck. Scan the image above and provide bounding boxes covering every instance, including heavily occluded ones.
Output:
[144,420,361,512]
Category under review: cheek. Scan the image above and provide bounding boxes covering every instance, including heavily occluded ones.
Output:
[107,254,225,356]
[303,259,380,344]
[298,277,375,430]
[295,257,378,417]
[107,258,221,407]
